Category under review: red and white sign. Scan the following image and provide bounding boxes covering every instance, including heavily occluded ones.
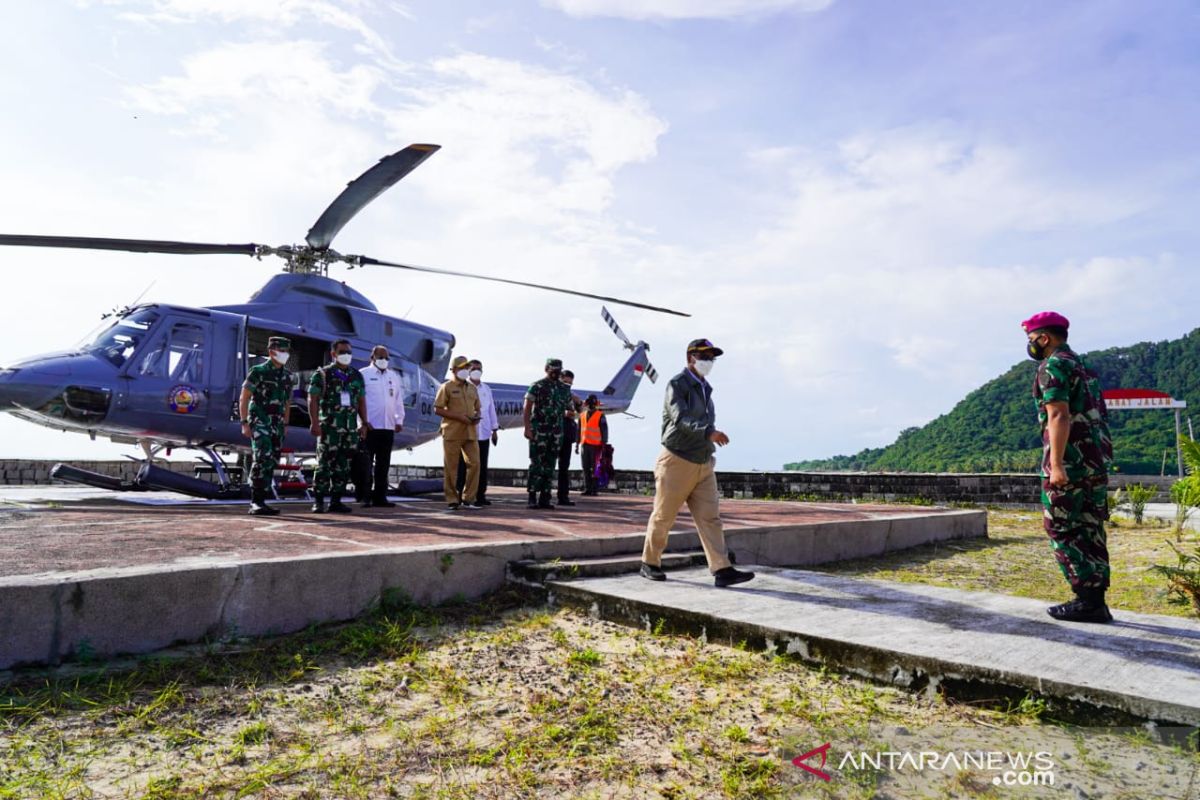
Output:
[1102,389,1188,410]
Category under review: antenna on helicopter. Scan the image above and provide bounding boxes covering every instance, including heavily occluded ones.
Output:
[0,144,690,318]
[100,281,156,320]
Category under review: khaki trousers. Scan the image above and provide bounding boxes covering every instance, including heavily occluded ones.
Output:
[443,438,480,504]
[642,449,731,573]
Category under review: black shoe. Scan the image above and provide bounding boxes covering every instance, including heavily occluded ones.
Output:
[249,501,280,516]
[526,492,538,509]
[461,501,480,510]
[1047,597,1113,623]
[714,567,755,587]
[537,492,554,509]
[372,499,396,508]
[448,502,461,510]
[557,498,576,507]
[476,498,492,506]
[328,500,353,514]
[360,499,374,508]
[640,562,667,581]
[311,497,327,514]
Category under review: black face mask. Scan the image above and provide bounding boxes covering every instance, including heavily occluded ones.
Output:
[1027,338,1047,361]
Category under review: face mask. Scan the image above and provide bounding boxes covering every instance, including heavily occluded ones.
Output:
[1026,339,1046,361]
[469,369,482,381]
[374,358,389,370]
[336,353,353,366]
[548,370,562,381]
[271,351,290,366]
[693,358,714,377]
[456,369,469,380]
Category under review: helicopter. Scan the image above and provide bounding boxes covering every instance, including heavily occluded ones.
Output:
[0,144,680,499]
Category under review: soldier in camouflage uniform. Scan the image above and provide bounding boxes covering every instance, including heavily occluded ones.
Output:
[307,339,368,514]
[1024,311,1115,623]
[239,336,296,516]
[523,358,573,509]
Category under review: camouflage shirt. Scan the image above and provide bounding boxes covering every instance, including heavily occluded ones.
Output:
[1033,345,1113,481]
[309,365,366,426]
[244,362,295,424]
[525,377,573,435]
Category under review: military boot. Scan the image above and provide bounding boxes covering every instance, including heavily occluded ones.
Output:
[537,491,554,509]
[527,491,538,509]
[328,493,354,514]
[311,495,327,514]
[249,487,280,517]
[1047,587,1112,623]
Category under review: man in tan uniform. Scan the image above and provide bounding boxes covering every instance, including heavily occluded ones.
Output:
[434,355,482,510]
[641,339,754,587]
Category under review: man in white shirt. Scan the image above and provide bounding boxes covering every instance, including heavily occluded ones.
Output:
[457,359,499,506]
[357,345,405,508]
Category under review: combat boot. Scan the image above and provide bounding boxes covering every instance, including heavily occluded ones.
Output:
[537,491,554,509]
[249,488,280,517]
[527,492,538,509]
[1047,587,1113,623]
[328,494,354,514]
[311,495,327,514]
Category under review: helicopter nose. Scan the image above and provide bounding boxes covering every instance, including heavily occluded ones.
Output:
[0,366,67,411]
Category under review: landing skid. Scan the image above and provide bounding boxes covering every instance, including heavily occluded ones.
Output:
[52,447,251,500]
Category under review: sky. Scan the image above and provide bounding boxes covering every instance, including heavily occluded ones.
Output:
[1,0,1198,471]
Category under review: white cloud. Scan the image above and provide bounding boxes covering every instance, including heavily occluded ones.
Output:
[542,0,833,21]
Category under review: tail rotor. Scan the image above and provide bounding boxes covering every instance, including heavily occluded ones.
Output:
[602,306,658,383]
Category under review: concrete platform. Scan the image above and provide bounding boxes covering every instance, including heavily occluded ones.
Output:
[0,486,984,669]
[548,566,1200,726]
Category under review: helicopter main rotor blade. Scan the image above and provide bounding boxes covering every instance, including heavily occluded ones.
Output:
[0,234,260,256]
[353,255,691,317]
[305,144,441,250]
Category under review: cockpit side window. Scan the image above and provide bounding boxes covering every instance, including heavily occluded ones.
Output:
[137,322,206,382]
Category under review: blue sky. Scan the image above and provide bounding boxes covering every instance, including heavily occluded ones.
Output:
[1,0,1198,470]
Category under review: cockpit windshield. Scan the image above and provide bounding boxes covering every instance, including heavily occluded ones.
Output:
[84,308,160,367]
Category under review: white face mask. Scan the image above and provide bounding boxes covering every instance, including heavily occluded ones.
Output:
[456,369,470,381]
[374,358,389,370]
[693,358,714,377]
[469,369,482,381]
[271,351,290,366]
[336,353,353,366]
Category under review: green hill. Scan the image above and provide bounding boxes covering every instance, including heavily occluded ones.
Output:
[787,329,1200,474]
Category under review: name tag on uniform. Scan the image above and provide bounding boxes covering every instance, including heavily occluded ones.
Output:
[340,391,351,407]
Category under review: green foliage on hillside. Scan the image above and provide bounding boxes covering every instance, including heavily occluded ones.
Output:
[788,329,1200,474]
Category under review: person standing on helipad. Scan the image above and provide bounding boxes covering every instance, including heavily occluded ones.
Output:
[640,339,755,588]
[240,336,295,516]
[435,355,482,510]
[1023,311,1114,623]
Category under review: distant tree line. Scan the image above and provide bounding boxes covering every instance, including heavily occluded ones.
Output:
[787,328,1200,475]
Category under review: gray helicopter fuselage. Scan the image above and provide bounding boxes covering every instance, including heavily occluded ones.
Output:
[0,273,651,456]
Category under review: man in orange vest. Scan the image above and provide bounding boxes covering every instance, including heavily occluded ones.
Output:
[578,394,608,496]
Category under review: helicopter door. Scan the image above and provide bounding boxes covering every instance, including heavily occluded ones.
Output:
[125,315,213,442]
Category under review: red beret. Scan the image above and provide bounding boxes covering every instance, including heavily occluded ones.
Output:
[1021,311,1070,333]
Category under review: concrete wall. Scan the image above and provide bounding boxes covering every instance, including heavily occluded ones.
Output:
[0,509,986,669]
[2,459,1176,503]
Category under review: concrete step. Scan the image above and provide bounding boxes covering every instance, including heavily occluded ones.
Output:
[509,550,711,585]
[548,565,1200,727]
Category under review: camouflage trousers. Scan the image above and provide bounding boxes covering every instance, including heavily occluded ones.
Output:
[1041,477,1111,591]
[315,420,359,497]
[249,419,284,490]
[527,430,562,493]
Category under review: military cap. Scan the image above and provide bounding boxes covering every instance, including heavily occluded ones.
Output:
[545,357,563,369]
[1021,311,1070,334]
[268,336,291,350]
[451,355,470,370]
[686,338,724,357]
